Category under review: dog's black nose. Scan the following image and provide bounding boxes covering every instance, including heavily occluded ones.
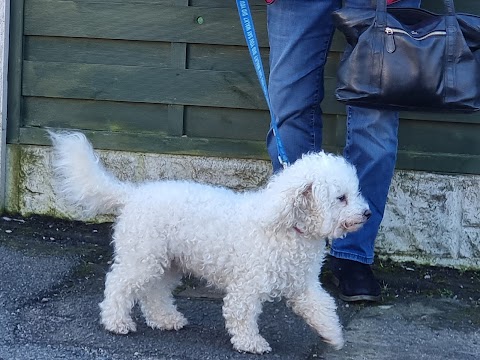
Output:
[364,209,372,220]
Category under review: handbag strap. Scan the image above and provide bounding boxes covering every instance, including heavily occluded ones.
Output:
[375,0,457,26]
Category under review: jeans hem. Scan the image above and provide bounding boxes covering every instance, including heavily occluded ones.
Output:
[329,249,374,265]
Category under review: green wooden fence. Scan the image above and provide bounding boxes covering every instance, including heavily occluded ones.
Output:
[7,0,480,174]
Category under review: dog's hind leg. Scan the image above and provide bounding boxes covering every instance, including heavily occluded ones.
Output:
[138,265,188,331]
[99,257,160,335]
[286,282,344,350]
[222,288,271,354]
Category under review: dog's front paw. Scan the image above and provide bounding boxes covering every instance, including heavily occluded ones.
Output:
[146,312,188,331]
[101,317,137,335]
[231,334,272,354]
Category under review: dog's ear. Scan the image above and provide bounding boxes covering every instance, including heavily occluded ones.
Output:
[292,182,313,210]
[269,179,319,234]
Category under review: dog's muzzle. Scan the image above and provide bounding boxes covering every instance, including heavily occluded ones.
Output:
[342,209,372,232]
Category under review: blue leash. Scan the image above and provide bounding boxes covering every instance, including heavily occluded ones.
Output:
[235,0,290,168]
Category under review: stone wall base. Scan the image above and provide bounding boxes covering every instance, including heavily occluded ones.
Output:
[6,144,480,269]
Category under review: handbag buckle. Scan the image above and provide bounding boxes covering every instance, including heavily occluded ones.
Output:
[385,27,396,53]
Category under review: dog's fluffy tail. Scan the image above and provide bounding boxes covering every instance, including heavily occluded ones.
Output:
[49,131,134,217]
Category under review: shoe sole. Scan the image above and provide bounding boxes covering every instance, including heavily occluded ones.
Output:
[331,275,381,302]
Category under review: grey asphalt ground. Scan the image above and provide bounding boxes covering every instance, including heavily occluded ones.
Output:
[0,215,479,360]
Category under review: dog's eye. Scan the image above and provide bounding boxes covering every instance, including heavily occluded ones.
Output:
[337,194,347,203]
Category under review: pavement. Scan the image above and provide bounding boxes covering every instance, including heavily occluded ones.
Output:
[0,215,479,360]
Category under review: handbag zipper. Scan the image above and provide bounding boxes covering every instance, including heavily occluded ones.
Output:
[384,27,447,53]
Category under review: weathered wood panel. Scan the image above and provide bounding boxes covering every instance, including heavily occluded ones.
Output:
[188,44,270,72]
[24,36,172,67]
[18,127,269,159]
[184,106,269,142]
[24,0,269,46]
[6,0,480,175]
[22,61,266,110]
[398,119,480,156]
[23,97,170,134]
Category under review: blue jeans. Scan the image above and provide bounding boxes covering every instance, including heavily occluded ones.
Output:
[267,0,421,264]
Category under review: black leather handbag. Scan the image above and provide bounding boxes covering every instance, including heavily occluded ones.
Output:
[332,0,480,113]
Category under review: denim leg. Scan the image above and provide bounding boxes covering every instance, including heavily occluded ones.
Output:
[330,107,399,264]
[330,0,422,264]
[266,0,342,172]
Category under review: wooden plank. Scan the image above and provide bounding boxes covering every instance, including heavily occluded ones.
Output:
[6,0,25,143]
[24,0,269,46]
[397,110,480,124]
[19,127,270,160]
[22,61,267,110]
[396,151,480,175]
[422,0,480,13]
[23,97,169,134]
[29,0,267,7]
[188,43,270,72]
[398,119,480,155]
[171,43,187,69]
[184,107,340,145]
[167,105,184,136]
[191,0,266,7]
[168,42,187,136]
[18,126,480,175]
[184,106,269,142]
[58,1,191,5]
[24,36,172,67]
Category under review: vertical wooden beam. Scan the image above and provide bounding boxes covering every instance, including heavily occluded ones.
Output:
[6,0,23,144]
[168,42,187,136]
[0,0,11,211]
[167,0,189,137]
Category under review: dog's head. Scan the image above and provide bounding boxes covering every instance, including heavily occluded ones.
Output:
[267,152,371,241]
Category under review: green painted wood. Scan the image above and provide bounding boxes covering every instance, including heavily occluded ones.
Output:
[168,105,184,136]
[191,0,266,7]
[24,36,172,67]
[398,119,480,155]
[184,108,340,146]
[23,97,169,134]
[396,151,480,175]
[188,44,270,72]
[422,0,480,13]
[17,125,480,175]
[24,0,269,47]
[168,42,187,136]
[22,61,267,110]
[19,127,270,160]
[7,0,480,175]
[20,62,346,117]
[184,106,269,142]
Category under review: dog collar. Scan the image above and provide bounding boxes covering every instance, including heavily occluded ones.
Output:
[293,226,304,235]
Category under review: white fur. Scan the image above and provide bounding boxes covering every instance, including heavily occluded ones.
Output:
[49,131,370,354]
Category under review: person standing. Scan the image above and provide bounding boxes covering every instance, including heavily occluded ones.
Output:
[266,0,421,301]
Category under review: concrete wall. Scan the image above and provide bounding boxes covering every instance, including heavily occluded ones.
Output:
[5,144,480,269]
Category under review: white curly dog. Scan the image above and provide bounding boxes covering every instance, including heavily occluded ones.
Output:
[49,131,371,354]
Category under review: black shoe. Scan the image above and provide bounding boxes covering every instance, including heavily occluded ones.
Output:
[328,256,381,302]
